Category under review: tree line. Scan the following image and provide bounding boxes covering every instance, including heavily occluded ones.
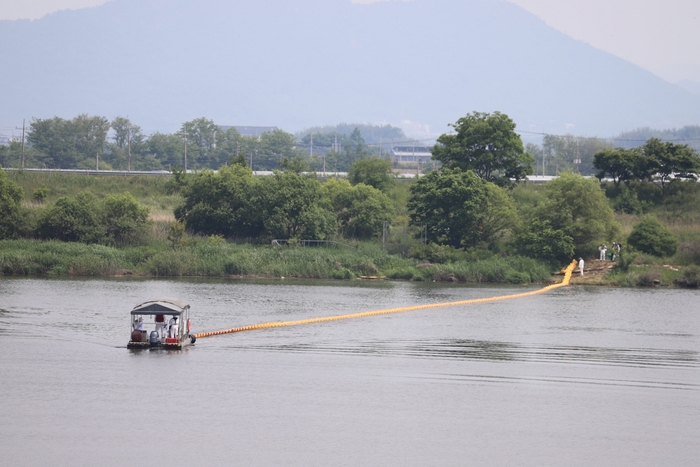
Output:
[0,116,400,173]
[3,110,697,269]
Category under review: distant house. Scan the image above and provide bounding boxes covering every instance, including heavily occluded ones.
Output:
[391,145,432,164]
[218,125,278,138]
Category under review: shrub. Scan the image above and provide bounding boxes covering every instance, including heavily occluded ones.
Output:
[676,242,700,266]
[637,271,661,287]
[37,192,104,243]
[627,216,678,257]
[102,192,150,246]
[674,266,700,288]
[0,167,26,239]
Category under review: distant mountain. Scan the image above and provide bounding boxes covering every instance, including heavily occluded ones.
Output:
[1,0,699,138]
[677,80,700,97]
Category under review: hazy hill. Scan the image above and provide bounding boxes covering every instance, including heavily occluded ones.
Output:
[1,0,699,137]
[614,125,700,152]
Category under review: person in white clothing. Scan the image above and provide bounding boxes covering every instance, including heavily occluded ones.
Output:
[134,317,144,331]
[578,257,584,276]
[599,245,607,261]
[155,314,165,339]
[169,316,178,338]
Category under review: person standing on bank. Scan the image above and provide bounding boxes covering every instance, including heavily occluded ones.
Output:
[169,316,178,338]
[599,245,607,261]
[578,257,584,276]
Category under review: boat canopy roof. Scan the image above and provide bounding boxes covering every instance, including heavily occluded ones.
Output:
[130,298,190,316]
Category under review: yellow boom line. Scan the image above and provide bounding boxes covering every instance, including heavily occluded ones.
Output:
[194,259,578,339]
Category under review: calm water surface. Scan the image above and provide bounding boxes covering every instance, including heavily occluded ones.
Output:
[0,278,698,466]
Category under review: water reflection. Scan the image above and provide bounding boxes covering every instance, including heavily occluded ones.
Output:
[237,338,700,368]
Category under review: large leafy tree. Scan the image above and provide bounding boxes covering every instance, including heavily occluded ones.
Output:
[174,165,262,238]
[538,172,619,257]
[147,132,183,170]
[432,111,533,186]
[253,129,301,171]
[28,115,110,169]
[593,147,643,187]
[181,118,219,169]
[640,138,700,199]
[107,117,146,170]
[258,172,335,240]
[348,157,394,192]
[513,219,575,266]
[408,168,514,248]
[322,178,395,239]
[339,128,371,171]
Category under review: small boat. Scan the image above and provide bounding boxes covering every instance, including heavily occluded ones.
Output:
[127,297,196,350]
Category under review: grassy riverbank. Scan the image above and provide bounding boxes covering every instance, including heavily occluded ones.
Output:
[5,171,700,287]
[0,238,552,284]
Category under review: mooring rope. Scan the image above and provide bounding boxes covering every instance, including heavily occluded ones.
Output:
[193,259,578,339]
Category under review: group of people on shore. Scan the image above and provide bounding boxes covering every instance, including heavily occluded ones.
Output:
[578,242,623,276]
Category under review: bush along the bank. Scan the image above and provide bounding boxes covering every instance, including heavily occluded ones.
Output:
[0,238,552,283]
[36,191,151,246]
[627,216,678,257]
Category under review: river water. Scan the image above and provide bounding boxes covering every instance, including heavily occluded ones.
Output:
[0,278,698,466]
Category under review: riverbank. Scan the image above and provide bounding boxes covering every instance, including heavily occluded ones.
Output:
[0,239,553,284]
[568,258,697,288]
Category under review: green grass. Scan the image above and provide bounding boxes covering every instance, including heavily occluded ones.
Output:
[0,238,553,283]
[8,171,181,220]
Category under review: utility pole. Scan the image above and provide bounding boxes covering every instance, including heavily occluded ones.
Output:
[183,126,188,172]
[21,119,26,169]
[15,119,26,169]
[310,134,313,159]
[127,126,131,172]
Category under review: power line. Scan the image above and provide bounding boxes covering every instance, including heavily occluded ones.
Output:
[516,129,700,143]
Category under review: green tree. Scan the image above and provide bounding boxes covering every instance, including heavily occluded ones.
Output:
[215,127,244,168]
[183,118,214,167]
[37,191,104,243]
[593,147,643,187]
[627,216,678,257]
[339,128,371,170]
[0,167,26,239]
[107,117,146,170]
[322,178,394,239]
[147,132,183,170]
[174,165,262,238]
[408,168,514,248]
[279,156,310,174]
[102,192,150,245]
[538,172,619,257]
[258,172,335,239]
[28,115,109,169]
[432,111,533,186]
[542,134,611,176]
[254,129,301,170]
[348,157,395,192]
[513,219,575,265]
[640,138,700,199]
[480,182,517,246]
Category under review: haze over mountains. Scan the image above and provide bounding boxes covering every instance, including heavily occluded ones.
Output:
[1,0,698,139]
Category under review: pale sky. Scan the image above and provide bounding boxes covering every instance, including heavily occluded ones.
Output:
[2,0,699,83]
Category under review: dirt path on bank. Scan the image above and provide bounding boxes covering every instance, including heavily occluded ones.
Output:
[568,259,614,285]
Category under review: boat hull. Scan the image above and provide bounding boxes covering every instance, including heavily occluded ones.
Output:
[127,335,193,350]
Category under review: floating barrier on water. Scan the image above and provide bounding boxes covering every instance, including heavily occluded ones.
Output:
[194,259,578,340]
